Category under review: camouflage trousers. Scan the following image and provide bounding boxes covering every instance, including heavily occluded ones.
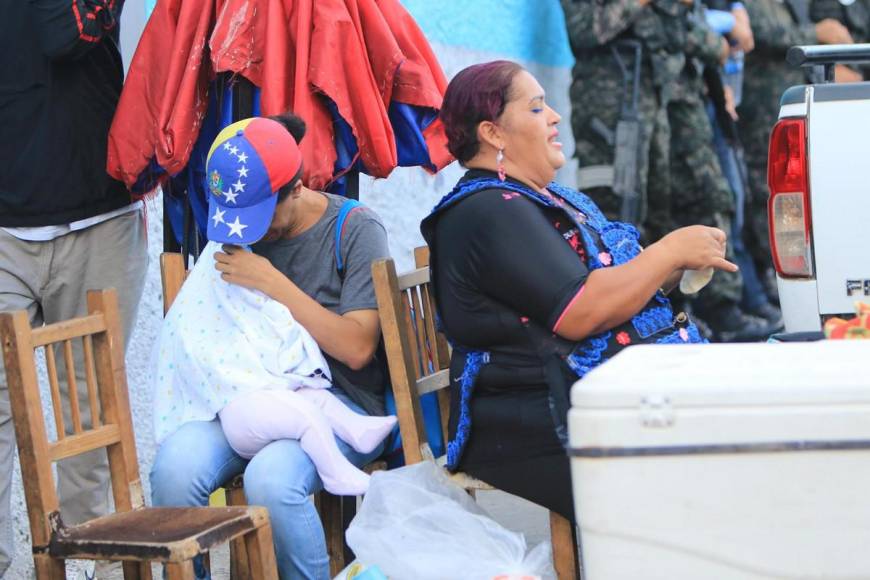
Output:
[668,91,742,310]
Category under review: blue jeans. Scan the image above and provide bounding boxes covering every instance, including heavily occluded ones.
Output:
[150,388,384,580]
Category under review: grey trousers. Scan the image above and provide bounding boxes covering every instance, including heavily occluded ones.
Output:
[0,210,148,575]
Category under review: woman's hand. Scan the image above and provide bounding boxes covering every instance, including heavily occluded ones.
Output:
[657,226,739,273]
[214,245,284,297]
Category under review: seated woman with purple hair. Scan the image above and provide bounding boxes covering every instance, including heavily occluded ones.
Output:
[421,61,738,521]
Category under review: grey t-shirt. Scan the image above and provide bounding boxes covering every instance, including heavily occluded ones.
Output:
[253,192,391,415]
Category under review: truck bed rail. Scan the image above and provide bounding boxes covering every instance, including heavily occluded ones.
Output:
[787,44,870,82]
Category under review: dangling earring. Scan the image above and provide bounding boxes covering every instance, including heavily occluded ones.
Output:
[496,148,506,182]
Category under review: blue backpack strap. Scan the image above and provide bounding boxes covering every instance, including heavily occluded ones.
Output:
[334,199,362,277]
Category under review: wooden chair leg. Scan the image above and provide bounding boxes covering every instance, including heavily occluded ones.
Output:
[244,523,279,580]
[341,495,358,565]
[165,561,196,580]
[122,560,153,580]
[230,536,251,580]
[550,511,579,580]
[227,484,251,580]
[319,491,345,577]
[33,554,65,580]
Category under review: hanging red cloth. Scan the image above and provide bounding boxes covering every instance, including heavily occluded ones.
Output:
[108,0,452,192]
[373,0,451,171]
[107,0,217,188]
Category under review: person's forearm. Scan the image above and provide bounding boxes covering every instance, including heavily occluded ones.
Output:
[265,274,377,370]
[555,243,679,341]
[662,269,684,294]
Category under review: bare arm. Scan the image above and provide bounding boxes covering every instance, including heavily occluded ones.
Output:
[554,226,736,341]
[214,247,380,370]
[662,269,683,294]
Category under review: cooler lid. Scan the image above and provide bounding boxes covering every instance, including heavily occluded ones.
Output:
[571,341,870,409]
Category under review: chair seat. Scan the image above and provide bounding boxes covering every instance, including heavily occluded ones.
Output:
[434,456,495,491]
[49,506,268,562]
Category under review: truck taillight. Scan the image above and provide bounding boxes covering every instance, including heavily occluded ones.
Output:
[767,118,813,278]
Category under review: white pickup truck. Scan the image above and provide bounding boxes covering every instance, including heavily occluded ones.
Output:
[769,44,870,333]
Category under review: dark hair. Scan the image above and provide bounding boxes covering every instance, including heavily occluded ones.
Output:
[440,61,524,164]
[269,112,307,201]
[269,112,307,144]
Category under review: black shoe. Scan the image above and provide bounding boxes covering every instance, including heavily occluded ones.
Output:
[745,302,784,331]
[700,304,782,343]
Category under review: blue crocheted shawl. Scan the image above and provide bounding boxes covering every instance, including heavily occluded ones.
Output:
[426,176,705,469]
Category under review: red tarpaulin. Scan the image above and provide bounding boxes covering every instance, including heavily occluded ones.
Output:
[108,0,452,192]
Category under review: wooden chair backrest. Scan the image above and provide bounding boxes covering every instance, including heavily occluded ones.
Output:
[160,253,189,314]
[372,247,451,465]
[0,289,142,549]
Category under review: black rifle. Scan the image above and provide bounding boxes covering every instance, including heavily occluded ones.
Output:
[610,41,644,224]
[704,63,752,207]
[704,64,737,145]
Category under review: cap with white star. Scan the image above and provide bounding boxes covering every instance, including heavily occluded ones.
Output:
[205,117,302,244]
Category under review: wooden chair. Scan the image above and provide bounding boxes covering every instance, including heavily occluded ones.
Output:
[372,248,580,580]
[160,252,366,577]
[161,253,250,579]
[0,289,278,579]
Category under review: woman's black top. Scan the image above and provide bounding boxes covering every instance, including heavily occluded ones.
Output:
[428,169,595,468]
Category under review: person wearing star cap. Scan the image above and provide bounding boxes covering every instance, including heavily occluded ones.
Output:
[150,114,393,580]
[204,117,303,245]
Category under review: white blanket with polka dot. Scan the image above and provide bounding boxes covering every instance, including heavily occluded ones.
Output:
[152,242,331,444]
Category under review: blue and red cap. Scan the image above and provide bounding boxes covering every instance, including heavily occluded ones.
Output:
[205,117,302,245]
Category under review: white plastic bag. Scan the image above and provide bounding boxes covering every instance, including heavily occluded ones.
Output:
[346,461,556,580]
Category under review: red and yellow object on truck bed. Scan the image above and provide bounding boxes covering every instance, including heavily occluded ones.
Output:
[824,303,870,339]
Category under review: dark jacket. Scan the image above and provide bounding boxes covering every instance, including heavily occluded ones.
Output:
[0,0,131,227]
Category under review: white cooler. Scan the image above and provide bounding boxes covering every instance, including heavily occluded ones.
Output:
[569,341,870,580]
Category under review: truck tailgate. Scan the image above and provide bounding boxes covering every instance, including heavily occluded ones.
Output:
[808,83,870,316]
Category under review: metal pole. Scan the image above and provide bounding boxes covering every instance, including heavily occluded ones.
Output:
[345,171,360,201]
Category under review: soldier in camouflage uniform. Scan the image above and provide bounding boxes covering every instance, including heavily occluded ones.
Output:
[738,1,851,299]
[669,4,783,339]
[563,0,776,340]
[561,0,687,245]
[667,25,756,339]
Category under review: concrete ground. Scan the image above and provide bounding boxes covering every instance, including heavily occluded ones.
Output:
[64,489,551,579]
